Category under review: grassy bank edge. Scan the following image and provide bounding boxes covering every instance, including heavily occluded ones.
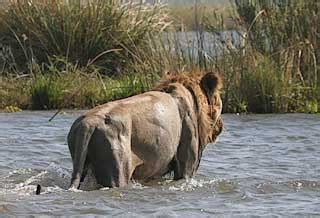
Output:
[0,71,158,111]
[0,0,318,114]
[1,69,318,114]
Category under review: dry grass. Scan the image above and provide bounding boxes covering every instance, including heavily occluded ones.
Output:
[0,0,318,113]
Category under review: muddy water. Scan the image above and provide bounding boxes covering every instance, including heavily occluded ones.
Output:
[0,112,320,216]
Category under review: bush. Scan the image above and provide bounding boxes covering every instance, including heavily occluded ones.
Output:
[0,0,318,113]
[30,75,64,110]
[232,0,319,112]
[0,0,169,74]
[211,0,319,113]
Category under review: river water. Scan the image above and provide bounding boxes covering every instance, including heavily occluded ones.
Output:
[0,112,319,216]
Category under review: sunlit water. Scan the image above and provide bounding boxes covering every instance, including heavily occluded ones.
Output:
[0,112,320,216]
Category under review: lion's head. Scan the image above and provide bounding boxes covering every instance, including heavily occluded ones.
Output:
[156,71,223,151]
[200,72,223,145]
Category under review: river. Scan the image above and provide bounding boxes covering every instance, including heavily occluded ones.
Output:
[0,112,320,216]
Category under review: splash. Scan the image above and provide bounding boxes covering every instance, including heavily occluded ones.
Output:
[166,178,239,194]
[0,163,71,196]
[129,180,148,190]
[168,178,218,192]
[68,187,83,193]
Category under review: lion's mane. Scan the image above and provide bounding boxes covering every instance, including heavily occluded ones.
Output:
[155,71,223,153]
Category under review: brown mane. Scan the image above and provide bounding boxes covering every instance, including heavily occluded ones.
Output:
[155,70,222,152]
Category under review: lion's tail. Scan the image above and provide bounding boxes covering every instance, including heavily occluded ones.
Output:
[68,120,95,190]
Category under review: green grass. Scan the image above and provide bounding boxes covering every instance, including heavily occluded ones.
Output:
[228,0,319,113]
[0,76,30,109]
[0,0,318,113]
[0,0,169,73]
[1,69,157,110]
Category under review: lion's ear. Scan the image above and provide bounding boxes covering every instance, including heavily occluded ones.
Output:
[200,72,223,98]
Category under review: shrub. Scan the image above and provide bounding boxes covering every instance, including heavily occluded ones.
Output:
[30,75,64,110]
[0,0,169,74]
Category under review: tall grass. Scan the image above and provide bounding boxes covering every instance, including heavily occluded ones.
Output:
[158,0,319,113]
[0,0,169,74]
[0,0,318,113]
[234,0,319,87]
[227,0,319,113]
[30,75,64,110]
[168,0,319,113]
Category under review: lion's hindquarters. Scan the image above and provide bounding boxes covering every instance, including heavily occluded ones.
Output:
[88,127,134,188]
[67,72,224,190]
[68,120,95,189]
[68,116,132,189]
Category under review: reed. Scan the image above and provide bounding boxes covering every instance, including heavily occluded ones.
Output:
[0,0,169,74]
[0,0,318,113]
[227,0,319,113]
[30,75,64,110]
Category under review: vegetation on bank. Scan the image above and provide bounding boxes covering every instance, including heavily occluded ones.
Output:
[0,0,319,113]
[0,64,158,110]
[0,0,163,110]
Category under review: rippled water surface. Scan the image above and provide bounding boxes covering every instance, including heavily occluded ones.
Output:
[1,112,320,216]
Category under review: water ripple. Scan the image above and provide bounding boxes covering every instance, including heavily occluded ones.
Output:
[1,112,320,216]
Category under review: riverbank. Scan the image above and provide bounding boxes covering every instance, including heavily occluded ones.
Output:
[0,0,318,113]
[1,67,318,114]
[0,72,158,110]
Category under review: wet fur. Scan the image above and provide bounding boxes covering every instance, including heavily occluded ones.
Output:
[68,71,223,189]
[156,71,223,151]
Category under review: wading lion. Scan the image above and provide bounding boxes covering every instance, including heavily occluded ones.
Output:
[68,71,223,189]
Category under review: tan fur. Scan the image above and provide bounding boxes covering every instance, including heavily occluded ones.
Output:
[155,70,223,151]
[68,71,223,190]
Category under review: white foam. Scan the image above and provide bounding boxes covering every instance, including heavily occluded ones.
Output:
[130,180,148,190]
[5,168,33,179]
[68,187,83,193]
[1,162,72,195]
[168,178,218,192]
[18,171,48,187]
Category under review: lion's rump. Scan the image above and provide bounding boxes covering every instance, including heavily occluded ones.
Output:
[68,71,223,189]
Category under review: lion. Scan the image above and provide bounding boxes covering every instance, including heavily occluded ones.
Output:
[67,71,223,190]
